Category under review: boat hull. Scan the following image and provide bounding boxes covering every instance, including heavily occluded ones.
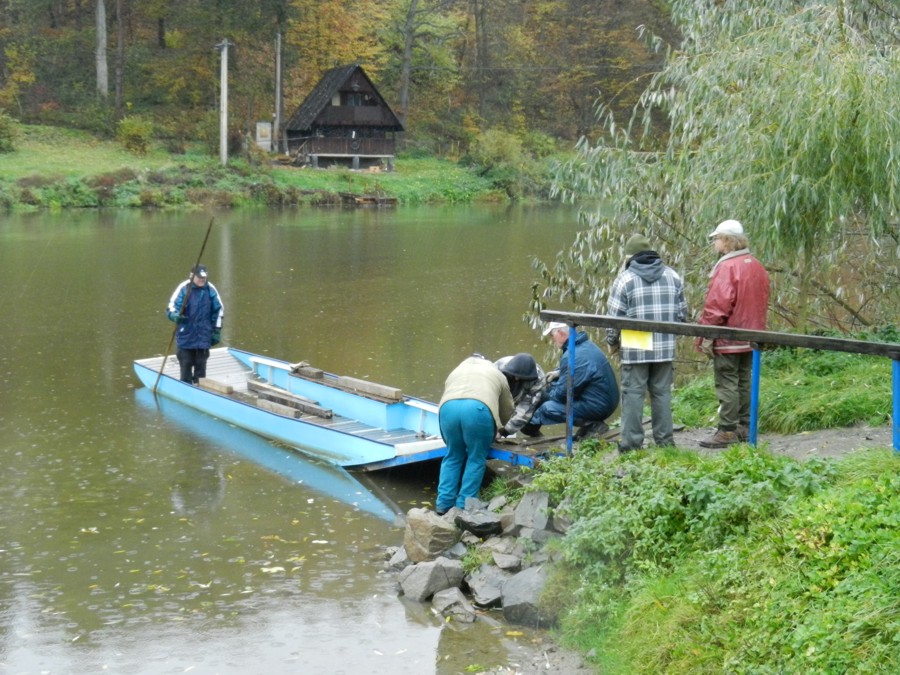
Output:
[133,347,537,471]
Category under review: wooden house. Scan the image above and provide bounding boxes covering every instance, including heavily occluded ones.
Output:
[284,64,404,170]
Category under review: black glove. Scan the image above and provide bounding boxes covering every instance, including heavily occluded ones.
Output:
[211,329,221,346]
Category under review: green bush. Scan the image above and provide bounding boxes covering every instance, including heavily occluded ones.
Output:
[116,115,154,155]
[529,447,900,673]
[0,112,18,152]
[532,446,833,586]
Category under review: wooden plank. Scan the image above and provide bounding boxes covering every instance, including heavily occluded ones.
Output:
[198,378,234,394]
[247,380,333,419]
[291,364,324,379]
[541,312,900,358]
[257,398,301,418]
[335,376,403,401]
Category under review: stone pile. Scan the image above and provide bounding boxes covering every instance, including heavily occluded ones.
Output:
[385,488,570,628]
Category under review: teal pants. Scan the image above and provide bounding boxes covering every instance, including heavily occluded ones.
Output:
[436,399,495,512]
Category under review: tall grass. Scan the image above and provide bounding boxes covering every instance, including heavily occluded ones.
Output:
[673,342,894,433]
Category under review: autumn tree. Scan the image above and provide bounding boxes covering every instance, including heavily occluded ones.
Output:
[540,0,900,332]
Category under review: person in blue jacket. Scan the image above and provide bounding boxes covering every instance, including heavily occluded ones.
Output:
[166,264,224,384]
[524,322,619,439]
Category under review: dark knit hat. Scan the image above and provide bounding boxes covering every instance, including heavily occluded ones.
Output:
[624,234,652,257]
[498,353,539,380]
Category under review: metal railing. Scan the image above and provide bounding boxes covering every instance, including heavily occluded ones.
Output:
[539,310,900,455]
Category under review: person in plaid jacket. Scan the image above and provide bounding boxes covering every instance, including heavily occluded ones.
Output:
[607,234,687,452]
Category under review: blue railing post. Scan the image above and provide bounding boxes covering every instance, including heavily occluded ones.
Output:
[749,348,761,446]
[893,359,900,452]
[566,326,576,457]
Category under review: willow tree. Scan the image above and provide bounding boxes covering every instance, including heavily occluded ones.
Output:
[540,0,900,332]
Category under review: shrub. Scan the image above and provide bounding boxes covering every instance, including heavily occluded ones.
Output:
[0,112,18,152]
[117,115,153,155]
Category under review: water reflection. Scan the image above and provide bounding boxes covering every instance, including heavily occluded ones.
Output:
[134,387,402,523]
[0,206,581,672]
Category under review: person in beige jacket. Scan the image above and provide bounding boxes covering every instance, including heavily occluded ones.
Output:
[436,354,515,514]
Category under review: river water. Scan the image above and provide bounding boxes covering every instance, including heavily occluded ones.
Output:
[0,205,582,674]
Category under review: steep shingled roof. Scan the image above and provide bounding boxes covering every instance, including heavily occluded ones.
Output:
[285,63,403,132]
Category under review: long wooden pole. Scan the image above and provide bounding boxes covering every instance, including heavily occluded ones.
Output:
[153,218,215,395]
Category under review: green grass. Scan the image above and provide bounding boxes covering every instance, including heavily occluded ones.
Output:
[3,124,209,177]
[672,345,893,433]
[0,124,509,208]
[525,446,900,673]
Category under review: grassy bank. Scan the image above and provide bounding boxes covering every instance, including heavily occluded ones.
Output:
[0,124,521,210]
[493,340,900,673]
[672,332,897,434]
[531,445,900,673]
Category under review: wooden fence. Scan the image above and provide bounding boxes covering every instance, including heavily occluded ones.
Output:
[539,311,900,454]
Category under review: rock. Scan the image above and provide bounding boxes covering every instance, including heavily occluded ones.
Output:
[477,535,517,556]
[487,494,508,512]
[502,564,555,628]
[441,541,469,560]
[460,530,481,546]
[385,545,410,571]
[398,556,465,602]
[492,551,522,572]
[464,497,488,511]
[403,508,461,563]
[531,528,562,546]
[432,587,477,623]
[513,491,550,532]
[454,509,503,537]
[465,563,512,608]
[550,496,575,534]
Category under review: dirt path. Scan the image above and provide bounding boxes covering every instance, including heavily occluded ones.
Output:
[675,423,894,461]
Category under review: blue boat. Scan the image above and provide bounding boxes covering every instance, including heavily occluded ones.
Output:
[133,347,536,472]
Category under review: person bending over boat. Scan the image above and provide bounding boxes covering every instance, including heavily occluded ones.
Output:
[523,323,619,440]
[494,353,547,438]
[166,264,224,384]
[436,354,515,515]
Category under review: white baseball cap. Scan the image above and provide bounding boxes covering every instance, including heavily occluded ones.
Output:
[542,321,568,337]
[709,219,744,238]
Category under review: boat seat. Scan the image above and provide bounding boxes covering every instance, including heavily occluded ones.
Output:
[247,380,333,419]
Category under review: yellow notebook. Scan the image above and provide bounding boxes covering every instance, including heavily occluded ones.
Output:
[621,329,653,350]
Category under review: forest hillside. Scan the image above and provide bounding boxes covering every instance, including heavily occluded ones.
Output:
[0,0,676,155]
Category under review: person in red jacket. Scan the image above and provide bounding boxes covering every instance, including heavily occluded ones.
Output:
[694,220,770,448]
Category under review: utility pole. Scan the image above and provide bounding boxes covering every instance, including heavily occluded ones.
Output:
[215,39,232,166]
[274,32,283,154]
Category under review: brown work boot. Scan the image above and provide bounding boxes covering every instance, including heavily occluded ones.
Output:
[698,429,740,449]
[737,425,750,442]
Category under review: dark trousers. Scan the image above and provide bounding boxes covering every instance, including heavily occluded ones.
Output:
[177,347,210,384]
[713,351,753,431]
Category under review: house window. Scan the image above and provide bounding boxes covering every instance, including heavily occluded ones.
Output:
[345,92,363,107]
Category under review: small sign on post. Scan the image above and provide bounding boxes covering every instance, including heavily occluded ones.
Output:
[255,122,272,151]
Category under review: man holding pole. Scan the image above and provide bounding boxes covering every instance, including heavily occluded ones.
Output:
[166,264,224,384]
